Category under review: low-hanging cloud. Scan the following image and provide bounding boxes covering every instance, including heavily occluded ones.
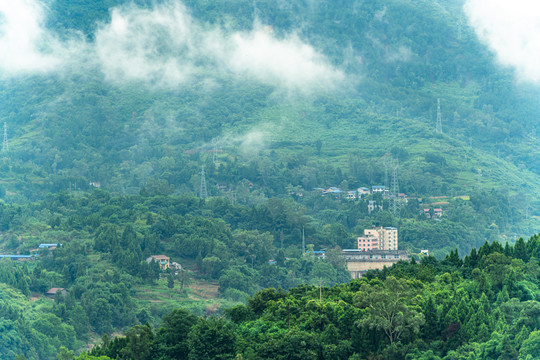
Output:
[95,1,344,92]
[0,0,344,93]
[0,0,63,74]
[465,0,540,83]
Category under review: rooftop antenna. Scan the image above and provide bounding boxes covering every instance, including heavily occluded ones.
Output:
[2,122,8,152]
[200,166,208,199]
[436,98,443,134]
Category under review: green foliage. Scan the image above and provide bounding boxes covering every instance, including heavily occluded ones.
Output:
[74,233,540,360]
[2,0,540,357]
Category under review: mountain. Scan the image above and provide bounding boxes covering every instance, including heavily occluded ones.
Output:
[0,1,540,358]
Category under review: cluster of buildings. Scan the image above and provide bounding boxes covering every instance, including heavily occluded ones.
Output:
[306,226,411,279]
[315,185,390,199]
[316,185,409,202]
[0,244,61,262]
[345,226,410,278]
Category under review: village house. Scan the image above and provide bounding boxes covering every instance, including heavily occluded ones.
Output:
[146,255,171,270]
[323,187,342,196]
[357,187,370,196]
[46,287,67,298]
[0,255,36,261]
[39,243,59,250]
[346,191,357,200]
[371,185,386,193]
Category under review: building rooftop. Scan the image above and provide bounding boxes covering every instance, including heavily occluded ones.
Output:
[149,255,169,260]
[0,255,34,258]
[46,287,66,295]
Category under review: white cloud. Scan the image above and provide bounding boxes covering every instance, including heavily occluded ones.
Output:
[0,0,344,93]
[94,1,344,92]
[226,29,345,92]
[93,0,346,92]
[0,0,87,76]
[94,2,199,87]
[0,0,61,73]
[465,0,540,83]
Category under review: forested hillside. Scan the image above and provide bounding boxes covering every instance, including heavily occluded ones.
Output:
[84,235,540,360]
[1,0,539,230]
[1,0,540,359]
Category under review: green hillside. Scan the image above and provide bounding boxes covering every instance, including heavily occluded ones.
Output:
[1,1,539,223]
[0,0,540,358]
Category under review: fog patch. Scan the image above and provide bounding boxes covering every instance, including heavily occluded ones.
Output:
[386,46,414,63]
[94,2,199,87]
[465,0,540,83]
[1,0,345,94]
[94,1,345,93]
[0,0,62,74]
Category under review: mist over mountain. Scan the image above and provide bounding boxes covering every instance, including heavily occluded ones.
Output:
[0,1,540,359]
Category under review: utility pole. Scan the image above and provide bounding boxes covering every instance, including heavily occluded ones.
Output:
[436,98,443,134]
[2,122,8,152]
[212,138,218,164]
[476,168,482,190]
[302,227,305,255]
[390,158,401,217]
[383,156,390,196]
[200,166,208,199]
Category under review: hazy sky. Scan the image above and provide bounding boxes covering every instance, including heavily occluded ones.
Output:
[465,0,540,83]
[0,0,344,94]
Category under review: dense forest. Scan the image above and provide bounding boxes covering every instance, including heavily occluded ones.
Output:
[78,235,540,359]
[1,0,540,359]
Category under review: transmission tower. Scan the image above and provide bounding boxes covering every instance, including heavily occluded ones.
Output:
[436,98,443,134]
[2,122,8,152]
[390,158,401,217]
[200,166,208,199]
